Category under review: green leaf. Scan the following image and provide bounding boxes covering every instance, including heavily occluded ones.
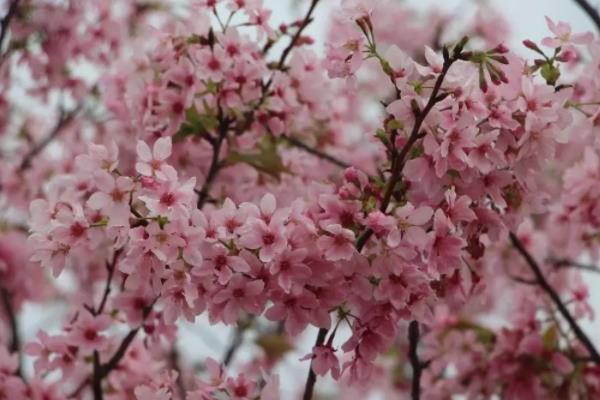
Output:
[173,106,218,142]
[226,136,289,180]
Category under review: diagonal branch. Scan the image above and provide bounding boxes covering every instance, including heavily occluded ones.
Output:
[19,104,82,171]
[509,232,600,364]
[282,136,351,169]
[573,0,600,32]
[277,0,320,70]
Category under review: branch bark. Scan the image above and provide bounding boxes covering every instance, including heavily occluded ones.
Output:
[19,105,81,171]
[196,110,229,209]
[0,287,21,377]
[0,0,19,57]
[509,231,600,364]
[408,321,422,400]
[573,0,600,32]
[301,48,460,400]
[282,136,351,169]
[302,327,328,400]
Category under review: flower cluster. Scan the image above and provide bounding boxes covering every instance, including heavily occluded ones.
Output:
[1,0,600,399]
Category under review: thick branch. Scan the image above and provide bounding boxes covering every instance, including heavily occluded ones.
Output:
[573,0,600,32]
[0,287,21,377]
[509,232,600,364]
[0,0,19,55]
[408,321,422,400]
[92,351,103,400]
[302,327,328,400]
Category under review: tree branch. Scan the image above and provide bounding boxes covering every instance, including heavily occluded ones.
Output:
[282,136,350,169]
[277,0,320,70]
[408,320,422,400]
[0,287,21,377]
[551,258,600,274]
[95,250,122,316]
[92,351,103,400]
[196,111,229,209]
[573,0,600,32]
[0,0,19,56]
[355,53,457,251]
[222,323,245,367]
[169,346,186,400]
[301,45,462,400]
[19,105,81,171]
[509,232,600,364]
[302,327,328,400]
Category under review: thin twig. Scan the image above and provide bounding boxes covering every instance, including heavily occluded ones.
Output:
[283,136,350,169]
[0,287,21,377]
[573,0,600,32]
[408,321,422,400]
[509,232,600,364]
[277,0,320,70]
[222,324,245,367]
[551,258,600,274]
[95,250,122,316]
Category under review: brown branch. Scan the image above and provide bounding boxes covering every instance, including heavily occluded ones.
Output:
[222,324,245,367]
[0,287,21,377]
[509,232,600,364]
[95,250,122,316]
[408,320,422,400]
[196,111,229,209]
[573,0,600,32]
[0,0,19,57]
[169,347,186,400]
[355,52,458,251]
[277,0,320,70]
[302,327,328,400]
[551,258,600,274]
[92,351,103,400]
[282,136,350,169]
[85,301,155,399]
[19,105,81,171]
[302,44,463,400]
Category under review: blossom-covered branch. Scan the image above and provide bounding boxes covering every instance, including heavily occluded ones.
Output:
[509,232,600,364]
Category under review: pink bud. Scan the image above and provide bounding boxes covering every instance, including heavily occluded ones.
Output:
[522,39,539,51]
